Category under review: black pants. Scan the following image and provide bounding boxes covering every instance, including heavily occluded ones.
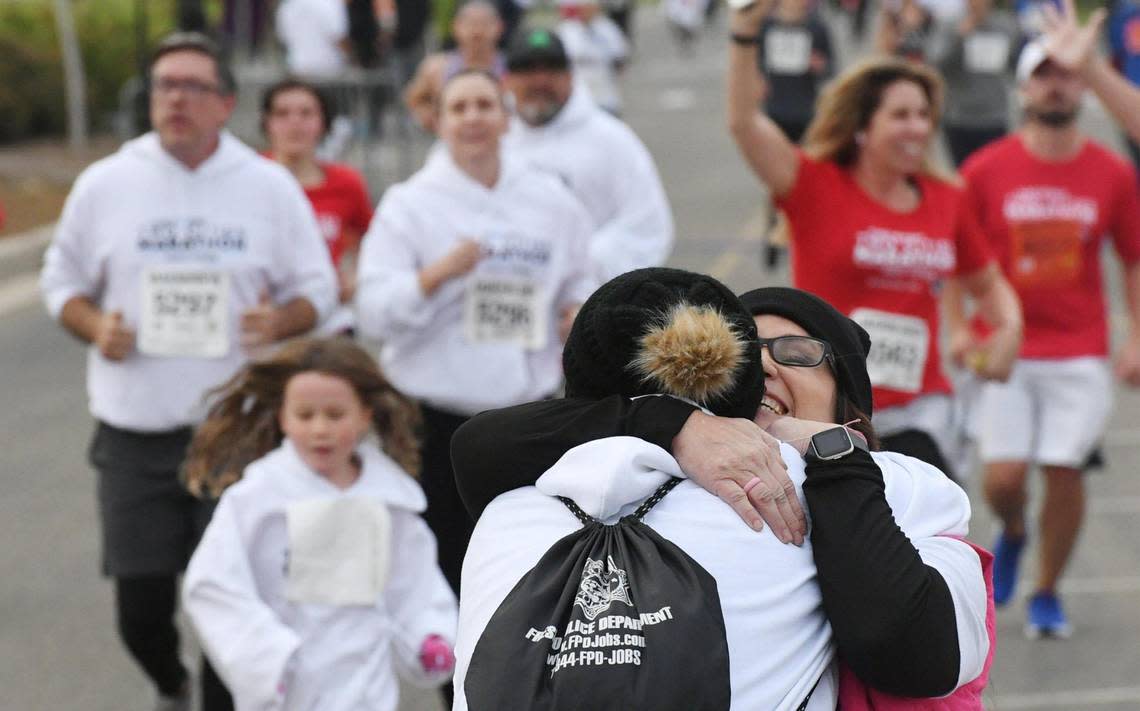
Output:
[116,576,187,697]
[944,124,1006,168]
[880,429,958,484]
[419,405,476,596]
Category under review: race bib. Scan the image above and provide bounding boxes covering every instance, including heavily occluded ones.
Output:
[964,32,1011,73]
[1010,220,1082,288]
[285,497,391,607]
[464,275,549,350]
[138,267,230,358]
[765,27,813,75]
[851,308,930,394]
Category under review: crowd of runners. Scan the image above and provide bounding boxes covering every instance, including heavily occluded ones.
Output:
[32,0,1140,709]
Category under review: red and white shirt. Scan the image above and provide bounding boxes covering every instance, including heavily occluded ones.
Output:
[777,152,994,409]
[302,163,373,268]
[961,135,1140,359]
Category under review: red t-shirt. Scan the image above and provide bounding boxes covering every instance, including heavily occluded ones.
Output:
[777,152,993,409]
[304,163,374,267]
[961,135,1140,359]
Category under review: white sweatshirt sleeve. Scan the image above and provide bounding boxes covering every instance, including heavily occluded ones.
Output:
[587,130,674,283]
[183,497,300,710]
[270,174,338,323]
[383,510,459,689]
[557,195,602,308]
[876,452,990,691]
[40,173,101,319]
[355,191,444,338]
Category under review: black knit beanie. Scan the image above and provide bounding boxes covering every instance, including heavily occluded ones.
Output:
[563,268,765,419]
[738,287,875,417]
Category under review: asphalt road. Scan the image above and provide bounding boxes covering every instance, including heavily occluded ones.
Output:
[2,5,1140,711]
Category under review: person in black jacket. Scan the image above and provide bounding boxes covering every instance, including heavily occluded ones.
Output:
[452,283,993,700]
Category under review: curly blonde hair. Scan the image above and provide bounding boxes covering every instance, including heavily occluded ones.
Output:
[803,56,945,174]
[183,337,422,498]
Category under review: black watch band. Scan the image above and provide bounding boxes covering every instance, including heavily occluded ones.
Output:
[804,427,870,463]
[730,33,759,46]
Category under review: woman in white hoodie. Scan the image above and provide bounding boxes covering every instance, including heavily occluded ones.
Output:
[182,337,457,711]
[355,69,597,596]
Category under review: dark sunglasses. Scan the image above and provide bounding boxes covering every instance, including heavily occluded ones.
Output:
[757,335,834,368]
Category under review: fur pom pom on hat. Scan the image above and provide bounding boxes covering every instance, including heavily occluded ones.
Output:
[738,287,875,417]
[563,268,764,419]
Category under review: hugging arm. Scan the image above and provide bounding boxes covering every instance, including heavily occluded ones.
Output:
[451,396,696,520]
[804,452,973,697]
[452,396,804,542]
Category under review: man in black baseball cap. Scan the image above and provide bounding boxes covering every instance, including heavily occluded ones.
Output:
[502,25,675,283]
[506,27,570,72]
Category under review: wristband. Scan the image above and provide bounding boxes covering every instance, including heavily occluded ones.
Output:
[730,33,759,46]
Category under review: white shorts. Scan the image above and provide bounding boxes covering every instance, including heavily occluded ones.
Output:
[977,357,1112,468]
[873,393,955,457]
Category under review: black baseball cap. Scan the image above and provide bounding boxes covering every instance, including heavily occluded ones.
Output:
[506,28,570,72]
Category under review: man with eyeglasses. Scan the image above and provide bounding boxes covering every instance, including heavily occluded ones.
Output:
[502,28,674,284]
[40,32,336,711]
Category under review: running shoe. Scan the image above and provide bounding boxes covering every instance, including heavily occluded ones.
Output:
[1025,591,1072,639]
[992,531,1026,606]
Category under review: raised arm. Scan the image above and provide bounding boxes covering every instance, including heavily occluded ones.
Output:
[1037,0,1140,143]
[726,1,801,199]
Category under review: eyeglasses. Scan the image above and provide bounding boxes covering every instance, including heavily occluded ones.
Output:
[151,77,221,99]
[757,336,834,368]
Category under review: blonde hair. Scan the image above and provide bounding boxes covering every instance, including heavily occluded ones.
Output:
[183,337,422,498]
[803,56,945,175]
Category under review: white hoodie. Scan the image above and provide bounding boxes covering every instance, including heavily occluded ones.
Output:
[184,439,458,711]
[40,132,337,432]
[276,0,350,77]
[453,438,990,711]
[557,15,630,114]
[356,149,597,415]
[505,85,674,284]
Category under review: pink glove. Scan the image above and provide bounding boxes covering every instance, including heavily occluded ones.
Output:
[419,634,455,674]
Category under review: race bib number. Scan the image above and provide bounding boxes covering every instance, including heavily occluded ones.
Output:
[464,276,549,350]
[1010,220,1082,288]
[851,308,930,394]
[138,267,230,358]
[765,28,813,75]
[964,32,1011,73]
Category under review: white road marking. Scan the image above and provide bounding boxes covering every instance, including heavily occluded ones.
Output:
[1057,576,1140,596]
[1089,496,1140,514]
[988,685,1140,708]
[658,87,698,111]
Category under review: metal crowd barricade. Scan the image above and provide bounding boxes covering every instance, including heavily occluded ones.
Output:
[116,61,429,200]
[233,63,428,198]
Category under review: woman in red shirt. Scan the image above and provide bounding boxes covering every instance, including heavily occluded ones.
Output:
[727,0,1022,477]
[262,79,374,334]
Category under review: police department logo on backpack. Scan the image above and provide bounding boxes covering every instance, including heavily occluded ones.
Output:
[574,556,633,621]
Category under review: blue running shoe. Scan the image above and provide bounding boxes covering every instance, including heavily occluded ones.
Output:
[992,532,1026,606]
[1025,591,1071,639]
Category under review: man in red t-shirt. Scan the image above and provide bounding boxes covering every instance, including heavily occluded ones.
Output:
[956,39,1140,639]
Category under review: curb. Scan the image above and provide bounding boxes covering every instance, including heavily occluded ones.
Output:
[0,223,54,262]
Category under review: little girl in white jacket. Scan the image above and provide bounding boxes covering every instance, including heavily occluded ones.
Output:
[182,337,457,711]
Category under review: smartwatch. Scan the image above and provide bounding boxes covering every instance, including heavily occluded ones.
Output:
[805,426,869,462]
